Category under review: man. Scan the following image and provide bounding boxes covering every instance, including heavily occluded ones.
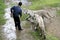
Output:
[10,2,22,30]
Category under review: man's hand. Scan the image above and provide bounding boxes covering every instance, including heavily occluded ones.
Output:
[10,13,13,17]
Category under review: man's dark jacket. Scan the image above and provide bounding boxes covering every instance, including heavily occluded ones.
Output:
[10,6,22,17]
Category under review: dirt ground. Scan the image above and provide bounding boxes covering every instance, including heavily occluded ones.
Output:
[45,10,60,39]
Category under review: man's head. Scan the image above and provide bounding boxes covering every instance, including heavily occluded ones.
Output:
[18,2,22,6]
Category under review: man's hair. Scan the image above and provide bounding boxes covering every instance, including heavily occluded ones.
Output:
[18,2,22,6]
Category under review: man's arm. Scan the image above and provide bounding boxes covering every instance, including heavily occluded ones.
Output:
[10,7,14,13]
[20,12,22,17]
[19,10,22,17]
[10,6,14,17]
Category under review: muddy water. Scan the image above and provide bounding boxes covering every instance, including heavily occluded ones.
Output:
[1,0,35,40]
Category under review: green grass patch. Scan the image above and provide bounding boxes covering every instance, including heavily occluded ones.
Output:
[20,13,29,21]
[28,0,60,10]
[30,31,41,40]
[0,14,6,25]
[47,34,59,40]
[0,0,6,25]
[30,31,59,40]
[57,10,60,16]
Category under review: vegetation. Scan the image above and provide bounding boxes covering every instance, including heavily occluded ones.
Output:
[20,13,28,21]
[46,34,59,40]
[28,0,60,10]
[30,30,59,40]
[0,0,6,25]
[57,10,60,15]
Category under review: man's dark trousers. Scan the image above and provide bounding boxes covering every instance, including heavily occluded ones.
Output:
[13,15,21,30]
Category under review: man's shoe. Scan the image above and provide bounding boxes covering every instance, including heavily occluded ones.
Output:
[15,27,17,30]
[18,29,23,31]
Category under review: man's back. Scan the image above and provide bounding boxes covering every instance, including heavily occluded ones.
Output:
[11,6,22,17]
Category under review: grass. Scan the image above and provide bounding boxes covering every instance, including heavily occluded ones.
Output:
[0,0,6,25]
[20,13,29,21]
[30,30,41,40]
[47,34,59,40]
[57,10,60,16]
[0,0,5,40]
[28,0,60,10]
[30,30,59,40]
